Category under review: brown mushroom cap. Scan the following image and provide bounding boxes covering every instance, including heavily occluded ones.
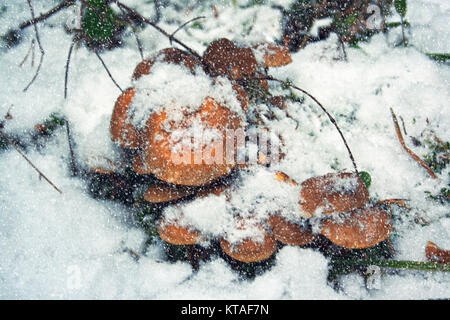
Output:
[268,216,316,246]
[141,96,244,186]
[144,182,196,203]
[132,48,200,80]
[299,172,370,218]
[220,230,277,263]
[158,218,200,245]
[320,206,393,249]
[110,88,141,149]
[253,43,292,68]
[203,38,258,79]
[425,241,450,264]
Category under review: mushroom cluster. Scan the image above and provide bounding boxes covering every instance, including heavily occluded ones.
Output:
[89,38,393,269]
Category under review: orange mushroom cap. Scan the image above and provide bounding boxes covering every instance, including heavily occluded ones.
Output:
[110,88,142,149]
[253,43,292,68]
[220,229,277,263]
[320,206,393,249]
[299,172,370,218]
[141,96,244,186]
[158,218,200,245]
[268,215,316,246]
[132,47,200,80]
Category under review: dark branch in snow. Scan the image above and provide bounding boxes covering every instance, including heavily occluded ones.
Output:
[93,49,124,93]
[23,0,45,92]
[19,0,77,30]
[0,129,62,194]
[169,16,206,45]
[250,75,360,174]
[390,108,438,179]
[112,0,202,61]
[117,5,144,60]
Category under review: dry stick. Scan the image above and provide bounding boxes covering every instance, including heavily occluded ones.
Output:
[0,129,62,194]
[93,49,124,93]
[64,38,78,177]
[23,0,45,92]
[253,75,359,173]
[19,0,76,30]
[18,39,34,67]
[390,108,438,179]
[169,16,206,45]
[64,38,77,99]
[117,6,144,60]
[112,0,202,60]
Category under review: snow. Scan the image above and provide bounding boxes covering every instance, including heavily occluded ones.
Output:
[0,0,449,299]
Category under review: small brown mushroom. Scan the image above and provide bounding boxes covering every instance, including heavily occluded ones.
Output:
[203,38,258,80]
[253,43,292,68]
[158,218,200,245]
[268,216,316,246]
[110,88,141,149]
[320,206,393,249]
[425,241,450,264]
[144,182,196,203]
[132,48,200,80]
[299,172,370,218]
[220,229,277,263]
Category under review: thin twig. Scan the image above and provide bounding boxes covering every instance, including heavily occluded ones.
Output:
[169,16,206,45]
[65,120,78,177]
[0,129,62,194]
[64,37,77,99]
[18,39,34,67]
[19,0,76,30]
[93,49,123,93]
[390,108,438,179]
[23,0,45,92]
[117,6,144,60]
[112,0,202,60]
[251,75,359,173]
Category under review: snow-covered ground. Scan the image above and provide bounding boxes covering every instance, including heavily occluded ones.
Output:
[0,0,449,299]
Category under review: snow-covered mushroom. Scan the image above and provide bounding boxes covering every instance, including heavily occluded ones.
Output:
[110,88,141,149]
[203,38,258,79]
[252,43,292,68]
[132,47,200,80]
[220,229,278,263]
[141,96,245,186]
[299,172,369,218]
[158,218,201,245]
[320,206,392,249]
[268,215,316,246]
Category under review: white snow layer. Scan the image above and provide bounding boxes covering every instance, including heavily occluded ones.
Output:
[0,0,449,299]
